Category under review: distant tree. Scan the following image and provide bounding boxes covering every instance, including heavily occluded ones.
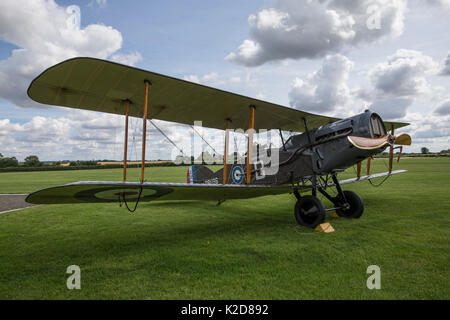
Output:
[0,153,3,158]
[421,147,430,154]
[24,155,42,167]
[0,156,19,168]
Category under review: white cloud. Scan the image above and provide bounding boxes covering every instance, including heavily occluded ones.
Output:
[368,49,438,97]
[202,72,220,84]
[89,0,107,7]
[111,52,142,66]
[356,49,440,119]
[368,97,413,119]
[433,99,450,116]
[183,72,240,87]
[288,48,444,124]
[421,0,450,8]
[226,0,407,66]
[288,54,354,114]
[440,51,450,75]
[404,109,450,151]
[0,110,202,161]
[183,75,201,84]
[229,76,241,84]
[0,0,140,109]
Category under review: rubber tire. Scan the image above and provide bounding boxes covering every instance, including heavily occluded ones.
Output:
[294,195,326,228]
[335,190,364,219]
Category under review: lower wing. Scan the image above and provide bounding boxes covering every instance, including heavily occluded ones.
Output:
[25,170,407,204]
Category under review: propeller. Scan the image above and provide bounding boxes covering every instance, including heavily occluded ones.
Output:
[347,133,411,150]
[388,133,411,172]
[393,133,412,146]
[347,132,412,173]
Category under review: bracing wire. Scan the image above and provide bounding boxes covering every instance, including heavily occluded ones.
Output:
[149,120,184,155]
[368,155,392,187]
[351,157,392,188]
[118,187,143,213]
[368,174,390,187]
[190,125,219,156]
[131,117,138,163]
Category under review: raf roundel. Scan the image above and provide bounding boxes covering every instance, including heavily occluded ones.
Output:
[232,166,244,184]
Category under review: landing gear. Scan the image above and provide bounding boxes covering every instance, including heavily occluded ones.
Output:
[333,190,364,219]
[293,173,364,228]
[294,195,326,228]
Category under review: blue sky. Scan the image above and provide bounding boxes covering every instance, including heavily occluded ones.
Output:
[0,0,449,161]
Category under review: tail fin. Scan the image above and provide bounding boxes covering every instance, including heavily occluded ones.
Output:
[187,165,217,184]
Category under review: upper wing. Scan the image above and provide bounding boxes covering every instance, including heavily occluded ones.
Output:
[27,57,409,131]
[25,170,407,205]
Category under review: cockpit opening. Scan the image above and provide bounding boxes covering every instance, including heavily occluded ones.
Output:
[370,113,386,138]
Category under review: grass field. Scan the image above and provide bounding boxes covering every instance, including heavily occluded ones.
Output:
[0,158,448,299]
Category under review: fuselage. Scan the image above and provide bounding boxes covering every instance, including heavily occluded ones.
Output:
[190,111,392,185]
[282,110,388,176]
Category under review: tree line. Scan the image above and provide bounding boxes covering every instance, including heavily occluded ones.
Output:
[0,154,99,168]
[1,146,449,169]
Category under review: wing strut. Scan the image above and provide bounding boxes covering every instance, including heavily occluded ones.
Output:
[223,119,231,184]
[141,80,150,183]
[123,100,130,182]
[246,105,256,184]
[356,161,362,179]
[388,124,394,173]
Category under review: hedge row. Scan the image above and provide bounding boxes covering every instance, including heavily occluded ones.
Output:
[373,154,450,158]
[0,162,197,173]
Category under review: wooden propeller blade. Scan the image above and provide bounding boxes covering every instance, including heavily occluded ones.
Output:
[394,133,412,146]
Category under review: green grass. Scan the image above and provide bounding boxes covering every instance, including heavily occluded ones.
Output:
[0,158,448,299]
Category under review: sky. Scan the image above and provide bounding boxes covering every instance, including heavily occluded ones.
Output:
[0,0,449,161]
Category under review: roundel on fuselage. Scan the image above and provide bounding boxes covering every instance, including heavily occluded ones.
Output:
[232,166,244,184]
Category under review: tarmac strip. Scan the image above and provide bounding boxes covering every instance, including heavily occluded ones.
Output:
[0,194,37,214]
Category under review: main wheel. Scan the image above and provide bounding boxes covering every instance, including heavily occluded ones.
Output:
[294,196,326,228]
[335,190,364,219]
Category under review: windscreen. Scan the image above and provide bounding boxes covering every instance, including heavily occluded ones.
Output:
[370,113,387,137]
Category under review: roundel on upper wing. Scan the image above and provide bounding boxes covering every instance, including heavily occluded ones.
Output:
[232,166,244,184]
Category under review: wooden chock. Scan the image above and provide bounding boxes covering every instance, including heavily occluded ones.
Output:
[314,222,335,233]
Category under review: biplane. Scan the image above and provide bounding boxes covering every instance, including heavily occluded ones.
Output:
[25,57,411,229]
